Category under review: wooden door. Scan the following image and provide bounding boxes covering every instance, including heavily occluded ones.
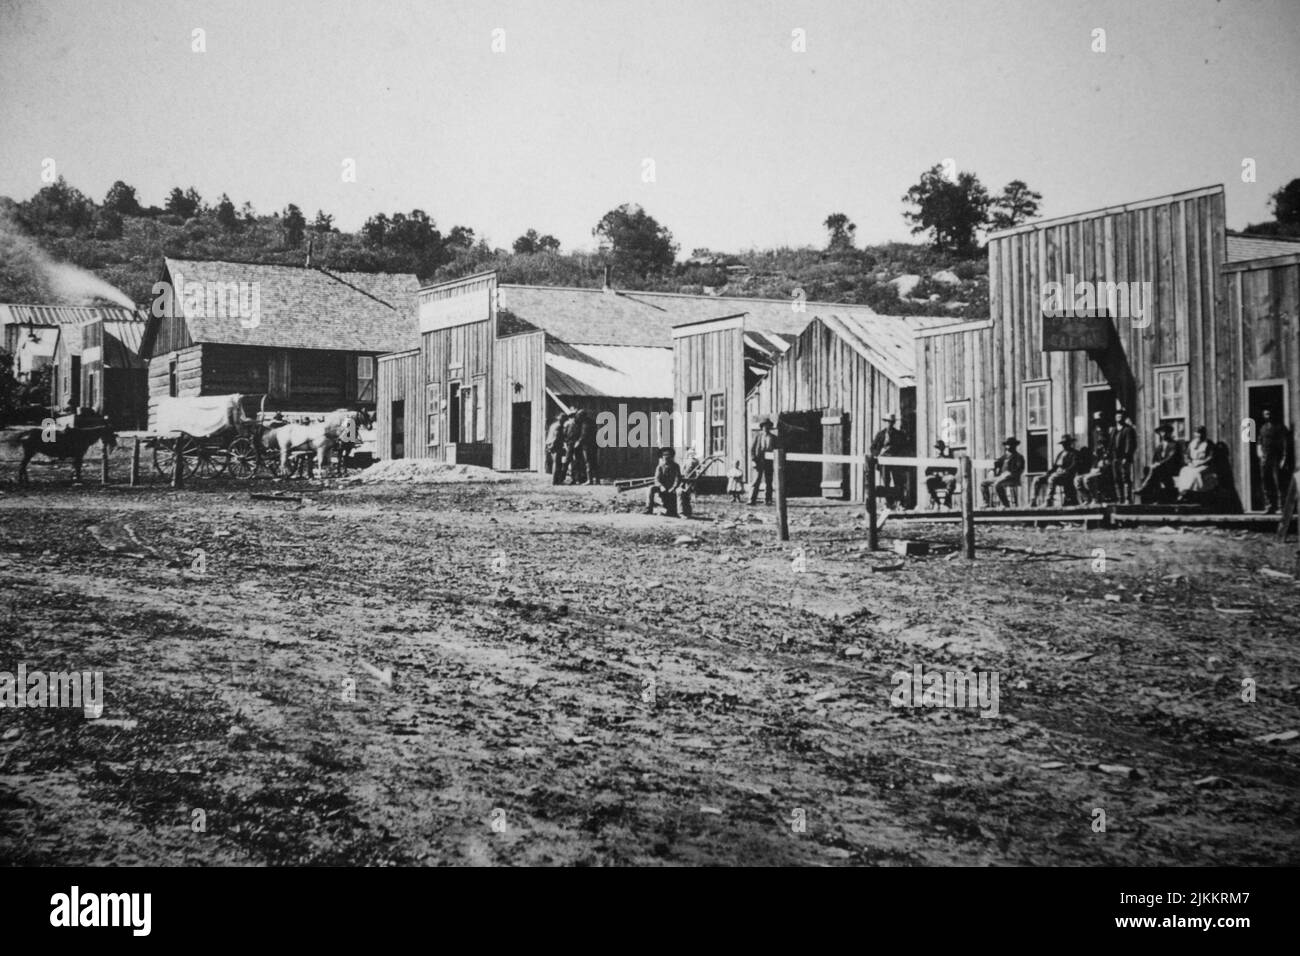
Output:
[821,408,849,499]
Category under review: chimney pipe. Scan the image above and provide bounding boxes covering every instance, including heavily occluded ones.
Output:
[602,265,611,291]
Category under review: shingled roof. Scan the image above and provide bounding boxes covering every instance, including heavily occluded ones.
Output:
[156,258,418,353]
[1226,233,1300,263]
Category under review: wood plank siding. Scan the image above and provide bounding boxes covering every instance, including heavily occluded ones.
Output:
[492,330,545,471]
[672,321,746,477]
[375,349,422,460]
[919,185,1248,500]
[746,317,906,499]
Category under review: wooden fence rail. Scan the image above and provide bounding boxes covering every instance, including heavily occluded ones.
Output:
[767,451,979,559]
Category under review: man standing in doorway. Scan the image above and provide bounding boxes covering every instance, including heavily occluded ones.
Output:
[1109,410,1137,505]
[1258,408,1290,513]
[749,417,777,505]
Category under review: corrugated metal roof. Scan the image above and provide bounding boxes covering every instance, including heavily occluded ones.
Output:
[102,321,146,369]
[160,258,418,353]
[0,304,137,327]
[544,341,672,399]
[1226,233,1300,262]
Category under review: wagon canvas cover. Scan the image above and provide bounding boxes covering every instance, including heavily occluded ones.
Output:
[154,395,247,437]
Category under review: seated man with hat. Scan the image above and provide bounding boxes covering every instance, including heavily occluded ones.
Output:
[1032,434,1081,507]
[1135,423,1182,503]
[981,437,1025,508]
[925,439,958,508]
[644,447,683,517]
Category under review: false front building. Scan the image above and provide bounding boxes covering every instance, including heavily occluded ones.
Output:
[914,184,1300,511]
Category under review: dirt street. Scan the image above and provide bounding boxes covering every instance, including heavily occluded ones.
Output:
[1,472,1298,866]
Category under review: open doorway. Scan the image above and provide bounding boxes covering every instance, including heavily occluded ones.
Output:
[511,402,532,470]
[777,410,822,496]
[1084,386,1116,454]
[1246,381,1290,512]
[447,383,461,444]
[390,400,405,459]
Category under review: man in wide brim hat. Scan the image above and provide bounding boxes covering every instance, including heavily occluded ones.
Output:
[982,436,1025,508]
[749,417,777,505]
[1033,434,1081,507]
[870,413,908,504]
[1135,423,1182,502]
[925,439,957,507]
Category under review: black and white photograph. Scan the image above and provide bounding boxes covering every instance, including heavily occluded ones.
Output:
[0,0,1296,922]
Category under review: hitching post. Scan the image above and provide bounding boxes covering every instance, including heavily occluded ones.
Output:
[774,448,789,542]
[865,455,879,550]
[172,439,184,489]
[129,438,140,487]
[100,437,109,486]
[961,454,976,559]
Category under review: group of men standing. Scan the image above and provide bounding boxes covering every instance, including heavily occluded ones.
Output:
[547,409,599,485]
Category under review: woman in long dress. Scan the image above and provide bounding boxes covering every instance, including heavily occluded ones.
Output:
[1176,425,1217,498]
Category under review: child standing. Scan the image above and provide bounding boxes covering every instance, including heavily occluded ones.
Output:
[727,460,745,503]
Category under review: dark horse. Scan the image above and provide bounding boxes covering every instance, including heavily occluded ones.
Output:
[4,422,117,483]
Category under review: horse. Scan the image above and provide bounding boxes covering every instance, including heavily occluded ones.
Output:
[258,409,365,479]
[4,421,117,484]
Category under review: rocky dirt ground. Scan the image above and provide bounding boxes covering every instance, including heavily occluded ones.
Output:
[0,460,1298,866]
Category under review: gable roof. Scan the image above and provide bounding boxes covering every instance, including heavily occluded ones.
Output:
[497,285,694,347]
[155,258,418,353]
[544,341,672,399]
[1226,233,1300,263]
[807,313,950,387]
[495,283,879,347]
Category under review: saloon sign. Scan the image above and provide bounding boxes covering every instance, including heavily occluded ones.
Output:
[1041,309,1110,351]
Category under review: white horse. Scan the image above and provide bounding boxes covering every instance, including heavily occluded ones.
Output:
[260,409,364,478]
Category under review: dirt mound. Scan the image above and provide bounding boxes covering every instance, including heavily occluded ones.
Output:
[351,459,512,484]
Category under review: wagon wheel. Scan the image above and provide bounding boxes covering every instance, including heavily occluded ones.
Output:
[227,437,259,479]
[153,436,197,478]
[152,437,177,477]
[190,441,227,479]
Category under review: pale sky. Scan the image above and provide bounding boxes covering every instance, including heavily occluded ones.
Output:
[1,0,1297,254]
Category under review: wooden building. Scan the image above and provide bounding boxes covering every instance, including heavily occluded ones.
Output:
[744,313,948,499]
[914,184,1299,511]
[671,296,916,492]
[377,272,698,478]
[52,315,148,427]
[1,304,139,412]
[140,258,417,429]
